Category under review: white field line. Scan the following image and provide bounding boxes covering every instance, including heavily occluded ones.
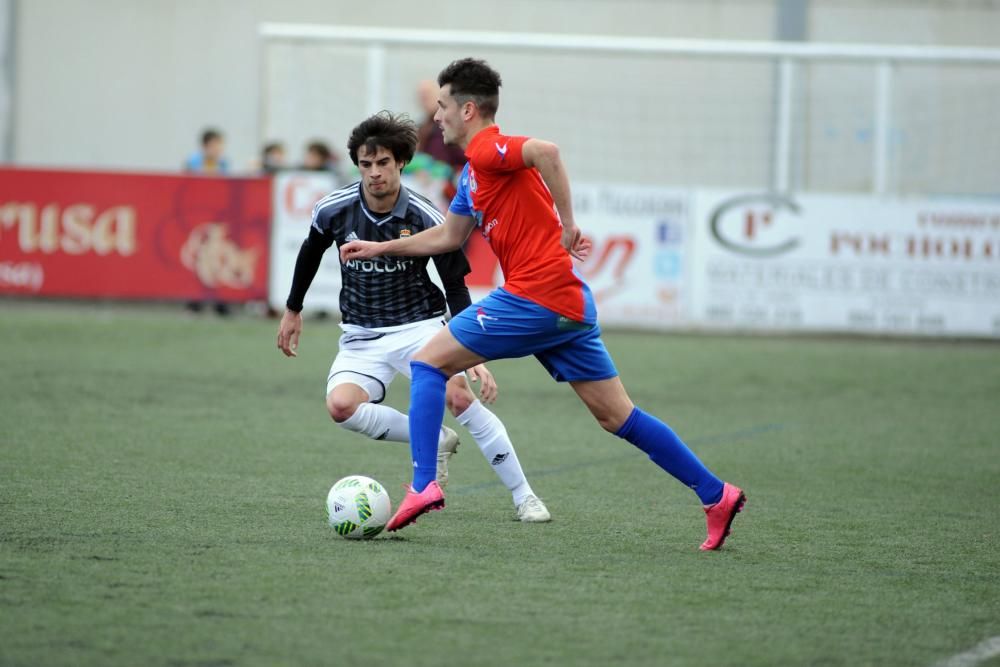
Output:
[933,636,1000,667]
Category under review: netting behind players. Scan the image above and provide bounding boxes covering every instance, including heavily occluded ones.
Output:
[261,36,1000,196]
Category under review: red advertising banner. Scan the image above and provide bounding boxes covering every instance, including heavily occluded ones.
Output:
[0,168,271,301]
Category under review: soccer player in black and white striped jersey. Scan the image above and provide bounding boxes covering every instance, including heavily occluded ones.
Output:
[277,112,550,523]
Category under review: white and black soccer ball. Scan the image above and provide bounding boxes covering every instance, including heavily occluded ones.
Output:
[326,475,392,539]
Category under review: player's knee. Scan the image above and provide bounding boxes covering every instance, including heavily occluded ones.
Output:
[327,393,361,423]
[446,386,474,417]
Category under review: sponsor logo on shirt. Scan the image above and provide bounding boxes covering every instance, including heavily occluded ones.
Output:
[400,229,411,238]
[482,218,499,242]
[344,258,415,273]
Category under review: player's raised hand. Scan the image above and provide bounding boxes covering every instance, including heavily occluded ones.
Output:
[277,309,302,357]
[339,240,383,263]
[467,363,498,404]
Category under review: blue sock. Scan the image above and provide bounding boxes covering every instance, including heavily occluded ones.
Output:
[408,361,448,493]
[615,407,724,505]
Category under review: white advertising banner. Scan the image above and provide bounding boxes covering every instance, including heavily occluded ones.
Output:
[268,177,695,327]
[268,171,340,312]
[269,178,1000,337]
[572,184,694,328]
[267,172,449,313]
[689,191,1000,337]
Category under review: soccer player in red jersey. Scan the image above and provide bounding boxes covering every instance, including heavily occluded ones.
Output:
[340,58,746,549]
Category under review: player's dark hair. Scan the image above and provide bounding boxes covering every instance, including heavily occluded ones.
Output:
[437,58,502,119]
[347,111,418,167]
[201,128,223,146]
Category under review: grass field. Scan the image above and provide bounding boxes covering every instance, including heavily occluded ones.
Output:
[1,302,998,667]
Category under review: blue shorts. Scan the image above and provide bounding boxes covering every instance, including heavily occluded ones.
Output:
[449,288,618,383]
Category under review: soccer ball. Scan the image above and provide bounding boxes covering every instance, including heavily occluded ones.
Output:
[326,475,392,539]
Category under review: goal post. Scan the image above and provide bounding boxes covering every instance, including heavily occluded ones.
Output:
[258,22,1000,196]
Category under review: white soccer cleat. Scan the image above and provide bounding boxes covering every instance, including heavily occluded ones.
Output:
[516,495,552,523]
[436,426,460,489]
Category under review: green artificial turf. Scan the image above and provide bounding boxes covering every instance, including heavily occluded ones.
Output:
[1,303,998,666]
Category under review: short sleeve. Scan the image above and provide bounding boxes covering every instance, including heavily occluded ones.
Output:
[448,163,474,216]
[310,200,332,235]
[468,134,529,173]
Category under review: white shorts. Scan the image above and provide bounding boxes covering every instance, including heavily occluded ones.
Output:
[326,318,447,402]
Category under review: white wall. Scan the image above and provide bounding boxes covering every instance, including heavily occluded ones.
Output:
[10,0,1000,183]
[0,0,12,160]
[12,0,776,172]
[15,0,261,171]
[810,0,1000,45]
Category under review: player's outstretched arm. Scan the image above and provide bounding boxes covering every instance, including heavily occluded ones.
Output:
[522,139,591,261]
[340,212,475,262]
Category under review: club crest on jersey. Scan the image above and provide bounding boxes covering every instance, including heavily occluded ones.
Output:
[469,170,478,193]
[399,229,411,238]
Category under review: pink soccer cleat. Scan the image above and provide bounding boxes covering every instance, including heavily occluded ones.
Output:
[700,482,746,551]
[386,481,446,532]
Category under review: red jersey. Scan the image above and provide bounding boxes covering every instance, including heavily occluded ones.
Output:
[449,126,587,321]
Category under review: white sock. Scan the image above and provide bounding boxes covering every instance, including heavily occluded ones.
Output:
[340,402,448,445]
[456,400,534,506]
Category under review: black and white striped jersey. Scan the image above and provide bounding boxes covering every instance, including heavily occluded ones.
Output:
[286,181,472,328]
